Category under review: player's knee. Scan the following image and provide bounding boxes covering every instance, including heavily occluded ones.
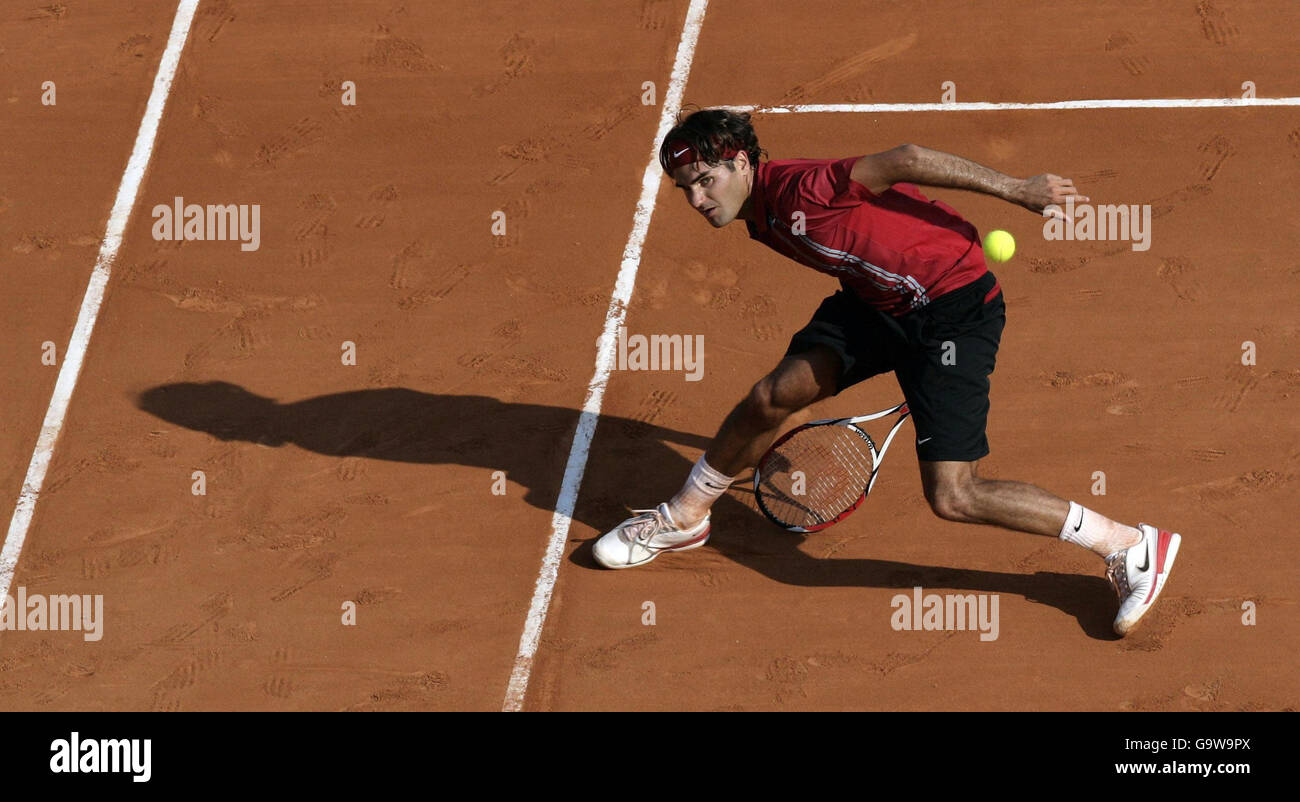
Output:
[743,375,810,429]
[926,480,977,522]
[741,377,788,430]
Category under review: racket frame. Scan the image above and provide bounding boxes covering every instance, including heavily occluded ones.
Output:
[753,401,911,533]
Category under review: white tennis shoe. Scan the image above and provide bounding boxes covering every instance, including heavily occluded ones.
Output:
[1106,523,1182,636]
[592,503,710,569]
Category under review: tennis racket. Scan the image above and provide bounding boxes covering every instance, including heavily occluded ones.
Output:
[753,401,911,533]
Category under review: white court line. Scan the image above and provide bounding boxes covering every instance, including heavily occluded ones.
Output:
[501,0,711,712]
[725,97,1300,113]
[0,0,200,603]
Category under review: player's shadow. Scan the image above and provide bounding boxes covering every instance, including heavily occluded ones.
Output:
[711,498,1118,639]
[135,381,712,529]
[138,381,1117,638]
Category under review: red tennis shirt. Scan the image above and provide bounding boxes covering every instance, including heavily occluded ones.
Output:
[745,156,995,316]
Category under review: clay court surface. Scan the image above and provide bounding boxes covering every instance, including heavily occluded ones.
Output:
[1,0,1296,711]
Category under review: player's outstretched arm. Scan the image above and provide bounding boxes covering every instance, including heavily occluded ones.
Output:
[850,144,1089,217]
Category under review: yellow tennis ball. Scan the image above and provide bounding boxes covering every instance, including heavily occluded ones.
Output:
[983,229,1015,263]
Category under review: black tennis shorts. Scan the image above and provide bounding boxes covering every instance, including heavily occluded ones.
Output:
[784,271,1005,463]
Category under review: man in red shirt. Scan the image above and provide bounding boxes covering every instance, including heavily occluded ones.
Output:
[593,109,1181,637]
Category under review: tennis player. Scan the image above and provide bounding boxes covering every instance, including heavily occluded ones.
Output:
[592,108,1181,637]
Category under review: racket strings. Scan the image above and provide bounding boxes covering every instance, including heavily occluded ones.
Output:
[757,425,875,527]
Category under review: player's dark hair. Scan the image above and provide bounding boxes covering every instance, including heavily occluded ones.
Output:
[659,107,765,172]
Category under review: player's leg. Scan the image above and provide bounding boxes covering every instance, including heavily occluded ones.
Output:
[593,289,880,569]
[901,274,1143,552]
[664,344,842,526]
[706,348,842,476]
[903,271,1182,635]
[591,345,841,569]
[920,460,1069,535]
[919,458,1182,636]
[919,459,1138,552]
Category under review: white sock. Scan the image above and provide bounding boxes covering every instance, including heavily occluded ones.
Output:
[666,455,735,528]
[1059,501,1142,558]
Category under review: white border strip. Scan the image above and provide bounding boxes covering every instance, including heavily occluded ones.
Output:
[724,96,1300,113]
[0,0,200,602]
[501,0,710,712]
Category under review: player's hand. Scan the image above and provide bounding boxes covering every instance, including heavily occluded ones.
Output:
[1015,174,1089,219]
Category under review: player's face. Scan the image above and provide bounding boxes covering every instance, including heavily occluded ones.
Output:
[671,155,751,227]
